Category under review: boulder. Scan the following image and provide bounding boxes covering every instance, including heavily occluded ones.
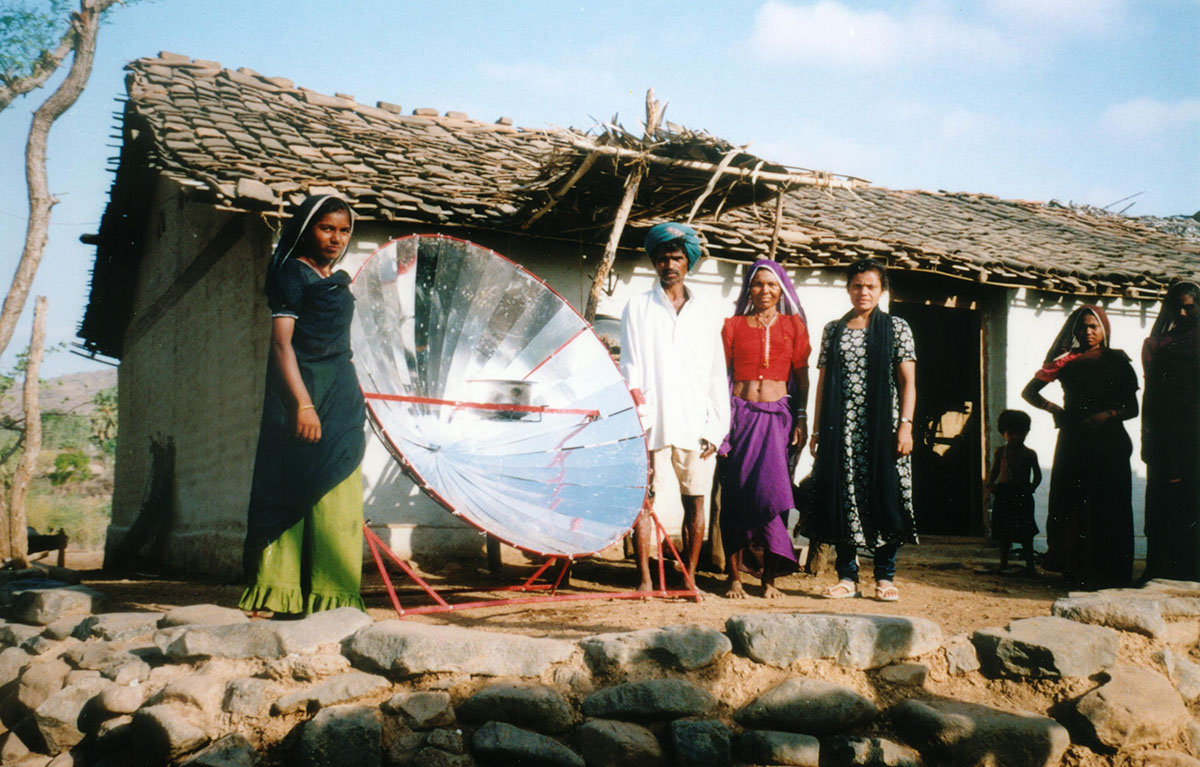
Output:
[131,704,211,763]
[95,714,133,751]
[669,720,731,767]
[159,604,250,628]
[160,622,284,660]
[1071,664,1190,750]
[821,736,920,767]
[576,719,662,767]
[734,678,877,735]
[943,634,980,675]
[1051,594,1167,637]
[471,720,584,767]
[582,678,717,721]
[17,658,71,712]
[891,698,1069,767]
[263,652,350,682]
[71,612,162,642]
[736,729,819,767]
[96,684,146,716]
[1158,647,1200,702]
[297,704,382,767]
[34,677,111,754]
[180,733,260,767]
[425,728,464,754]
[273,608,373,655]
[62,644,150,685]
[345,621,575,678]
[726,613,942,669]
[271,671,391,715]
[383,690,455,729]
[972,616,1118,678]
[0,646,33,686]
[10,587,104,625]
[21,635,68,656]
[151,671,226,712]
[0,623,44,648]
[223,677,280,717]
[41,618,85,641]
[578,624,731,673]
[878,663,928,687]
[456,683,574,733]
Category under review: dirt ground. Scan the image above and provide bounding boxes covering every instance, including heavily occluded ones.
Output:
[69,536,1071,638]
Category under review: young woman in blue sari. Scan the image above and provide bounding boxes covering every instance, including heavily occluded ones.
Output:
[240,195,367,616]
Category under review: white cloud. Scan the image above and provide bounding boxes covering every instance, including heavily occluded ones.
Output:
[1102,98,1200,136]
[746,0,1018,68]
[985,0,1128,35]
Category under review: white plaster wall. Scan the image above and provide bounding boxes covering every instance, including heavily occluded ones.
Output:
[1005,291,1155,557]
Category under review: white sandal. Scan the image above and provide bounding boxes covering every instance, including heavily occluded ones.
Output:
[823,580,861,599]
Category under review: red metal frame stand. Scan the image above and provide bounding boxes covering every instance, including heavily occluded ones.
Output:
[363,514,702,618]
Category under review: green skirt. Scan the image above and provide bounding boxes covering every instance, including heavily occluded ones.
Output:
[239,465,366,614]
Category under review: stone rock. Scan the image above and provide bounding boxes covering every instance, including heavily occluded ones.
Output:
[735,729,819,767]
[161,622,285,660]
[0,646,33,685]
[21,635,66,656]
[726,613,942,669]
[0,732,33,764]
[578,624,731,673]
[180,732,260,767]
[346,620,575,678]
[821,736,920,767]
[71,612,161,642]
[669,720,731,767]
[152,671,226,712]
[411,748,471,767]
[1052,594,1167,637]
[1072,664,1190,750]
[582,678,718,721]
[878,663,928,687]
[17,658,71,712]
[263,652,350,682]
[275,608,374,655]
[383,690,455,729]
[471,720,584,767]
[95,714,133,751]
[0,623,44,647]
[425,728,464,754]
[1160,647,1200,701]
[944,634,980,676]
[159,604,251,628]
[1187,720,1200,754]
[972,616,1118,678]
[41,618,84,641]
[96,684,145,715]
[11,587,104,625]
[576,719,662,767]
[891,698,1069,767]
[64,669,100,686]
[384,725,424,765]
[62,644,150,684]
[271,670,391,715]
[223,677,280,717]
[457,683,574,733]
[131,704,211,763]
[34,677,111,754]
[297,704,382,767]
[47,754,77,767]
[734,678,877,735]
[1164,620,1200,647]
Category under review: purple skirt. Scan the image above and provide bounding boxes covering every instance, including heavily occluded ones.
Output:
[720,396,798,572]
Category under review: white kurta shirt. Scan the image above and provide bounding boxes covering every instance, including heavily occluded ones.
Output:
[620,282,730,452]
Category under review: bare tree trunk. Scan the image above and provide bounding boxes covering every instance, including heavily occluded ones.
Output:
[6,297,47,568]
[583,89,665,323]
[0,0,112,360]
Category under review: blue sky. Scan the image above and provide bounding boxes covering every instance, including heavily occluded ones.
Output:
[0,0,1196,377]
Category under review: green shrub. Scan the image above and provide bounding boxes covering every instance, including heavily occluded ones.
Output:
[48,451,91,485]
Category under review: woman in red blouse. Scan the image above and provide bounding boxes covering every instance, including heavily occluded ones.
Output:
[719,259,811,598]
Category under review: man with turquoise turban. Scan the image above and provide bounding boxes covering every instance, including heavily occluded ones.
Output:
[620,222,730,592]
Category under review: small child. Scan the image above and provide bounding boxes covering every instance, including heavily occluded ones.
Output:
[986,409,1042,574]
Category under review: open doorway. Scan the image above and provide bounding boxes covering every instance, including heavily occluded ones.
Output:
[890,302,983,535]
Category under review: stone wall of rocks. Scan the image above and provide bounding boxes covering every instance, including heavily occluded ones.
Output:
[1,570,1199,766]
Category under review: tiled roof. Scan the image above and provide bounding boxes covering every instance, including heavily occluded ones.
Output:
[81,53,1200,357]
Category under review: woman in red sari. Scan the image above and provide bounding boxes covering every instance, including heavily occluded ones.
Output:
[1141,281,1200,581]
[1022,306,1138,588]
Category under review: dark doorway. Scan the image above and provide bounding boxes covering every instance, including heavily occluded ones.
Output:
[890,302,983,535]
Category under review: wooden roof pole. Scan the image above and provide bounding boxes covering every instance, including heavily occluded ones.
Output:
[584,89,664,323]
[767,192,786,262]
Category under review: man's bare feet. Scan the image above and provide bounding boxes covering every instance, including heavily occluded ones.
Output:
[636,577,654,596]
[762,583,783,599]
[724,580,747,599]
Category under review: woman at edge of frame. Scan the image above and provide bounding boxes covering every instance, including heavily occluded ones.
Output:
[239,194,367,616]
[809,258,918,603]
[719,259,811,599]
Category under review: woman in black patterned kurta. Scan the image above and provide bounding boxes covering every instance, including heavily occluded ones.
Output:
[810,259,917,601]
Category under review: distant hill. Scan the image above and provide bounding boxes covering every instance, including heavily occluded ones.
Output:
[1,368,117,419]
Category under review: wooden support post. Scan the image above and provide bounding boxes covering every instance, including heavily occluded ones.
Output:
[768,191,786,262]
[584,89,664,323]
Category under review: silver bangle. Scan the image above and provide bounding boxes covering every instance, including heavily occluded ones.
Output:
[899,417,913,424]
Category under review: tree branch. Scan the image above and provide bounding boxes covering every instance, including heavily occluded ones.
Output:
[0,0,115,359]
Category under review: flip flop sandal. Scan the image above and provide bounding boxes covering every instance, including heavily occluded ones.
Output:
[875,582,900,602]
[822,580,861,599]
